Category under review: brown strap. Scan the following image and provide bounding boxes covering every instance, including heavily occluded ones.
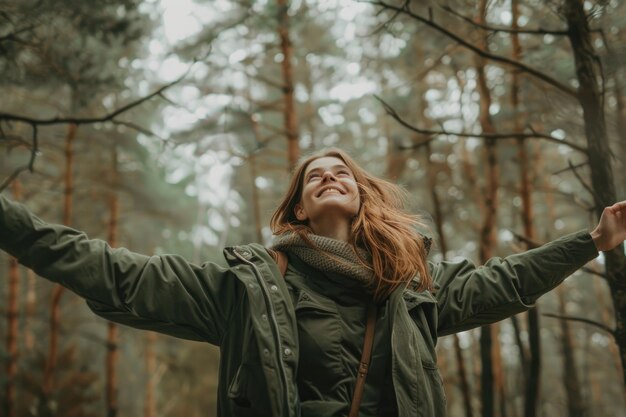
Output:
[274,250,288,277]
[349,301,378,417]
[273,249,376,415]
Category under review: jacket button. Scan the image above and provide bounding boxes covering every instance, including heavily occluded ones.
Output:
[261,314,268,321]
[283,348,292,356]
[270,285,278,292]
[248,283,255,289]
[263,349,270,356]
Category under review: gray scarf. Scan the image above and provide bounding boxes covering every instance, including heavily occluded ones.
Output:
[271,233,374,285]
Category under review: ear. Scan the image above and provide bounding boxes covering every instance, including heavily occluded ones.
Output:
[294,202,308,221]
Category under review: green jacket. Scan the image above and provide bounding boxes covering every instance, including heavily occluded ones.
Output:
[0,195,599,417]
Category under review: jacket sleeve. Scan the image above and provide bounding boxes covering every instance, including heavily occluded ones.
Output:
[430,230,598,336]
[0,194,240,345]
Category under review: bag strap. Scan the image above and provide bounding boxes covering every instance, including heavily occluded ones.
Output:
[273,249,378,416]
[275,250,288,277]
[349,301,378,417]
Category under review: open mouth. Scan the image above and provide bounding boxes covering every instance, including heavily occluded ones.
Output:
[317,186,345,197]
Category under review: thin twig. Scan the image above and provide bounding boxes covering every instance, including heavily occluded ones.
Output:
[111,120,167,142]
[0,63,197,191]
[553,161,588,175]
[28,123,37,171]
[567,159,599,203]
[0,24,37,43]
[366,0,577,98]
[543,313,615,335]
[375,95,588,153]
[0,166,29,190]
[438,5,570,36]
[0,67,192,125]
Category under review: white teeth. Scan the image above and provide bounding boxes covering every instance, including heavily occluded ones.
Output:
[321,188,341,195]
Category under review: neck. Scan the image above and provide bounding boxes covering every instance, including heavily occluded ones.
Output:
[309,218,351,242]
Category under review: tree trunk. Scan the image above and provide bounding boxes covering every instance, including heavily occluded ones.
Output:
[106,144,120,417]
[509,2,542,413]
[4,181,22,417]
[44,122,77,396]
[425,140,474,417]
[474,2,504,416]
[562,0,626,387]
[556,286,587,417]
[250,153,263,243]
[613,81,626,200]
[23,268,36,351]
[144,332,157,417]
[277,0,299,170]
[250,117,264,243]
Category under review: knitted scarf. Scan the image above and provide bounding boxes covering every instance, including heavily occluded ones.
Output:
[271,233,374,285]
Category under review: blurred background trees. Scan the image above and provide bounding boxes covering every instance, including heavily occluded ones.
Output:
[1,0,625,416]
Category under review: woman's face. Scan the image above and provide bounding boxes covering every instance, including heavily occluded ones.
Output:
[294,156,361,224]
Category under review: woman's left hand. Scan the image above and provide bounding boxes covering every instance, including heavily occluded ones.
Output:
[590,201,626,251]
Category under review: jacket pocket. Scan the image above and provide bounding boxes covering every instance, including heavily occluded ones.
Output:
[227,362,272,416]
[422,360,447,416]
[295,290,344,380]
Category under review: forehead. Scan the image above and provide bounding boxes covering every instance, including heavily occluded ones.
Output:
[305,156,349,174]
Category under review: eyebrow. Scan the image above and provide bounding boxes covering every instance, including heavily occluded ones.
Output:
[305,164,350,178]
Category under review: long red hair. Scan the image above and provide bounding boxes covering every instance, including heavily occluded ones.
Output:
[270,148,432,300]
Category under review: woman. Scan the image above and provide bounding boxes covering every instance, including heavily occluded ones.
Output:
[1,148,625,417]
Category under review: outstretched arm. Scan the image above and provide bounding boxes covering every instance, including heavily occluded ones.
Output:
[591,201,626,251]
[0,194,241,345]
[432,230,600,336]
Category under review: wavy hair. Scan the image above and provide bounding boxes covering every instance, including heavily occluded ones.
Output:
[270,148,432,300]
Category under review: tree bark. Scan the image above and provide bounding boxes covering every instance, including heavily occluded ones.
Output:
[277,0,299,170]
[250,117,264,243]
[23,269,36,351]
[144,332,157,417]
[509,1,542,414]
[562,0,626,386]
[106,144,120,417]
[474,3,504,416]
[4,180,22,417]
[556,286,587,417]
[249,152,263,243]
[425,139,474,417]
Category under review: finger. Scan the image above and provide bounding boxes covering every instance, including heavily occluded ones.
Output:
[608,202,626,216]
[612,201,626,211]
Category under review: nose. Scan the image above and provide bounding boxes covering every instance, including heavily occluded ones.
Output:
[321,170,337,182]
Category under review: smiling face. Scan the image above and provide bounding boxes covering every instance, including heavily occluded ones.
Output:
[294,156,361,226]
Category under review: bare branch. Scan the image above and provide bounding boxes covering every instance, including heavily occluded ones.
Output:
[28,123,37,171]
[0,124,38,192]
[552,161,588,175]
[438,5,569,36]
[567,159,599,204]
[111,120,167,142]
[0,63,197,190]
[0,67,192,125]
[375,95,588,153]
[0,24,37,43]
[366,0,577,98]
[0,165,29,191]
[366,0,407,36]
[543,313,615,335]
